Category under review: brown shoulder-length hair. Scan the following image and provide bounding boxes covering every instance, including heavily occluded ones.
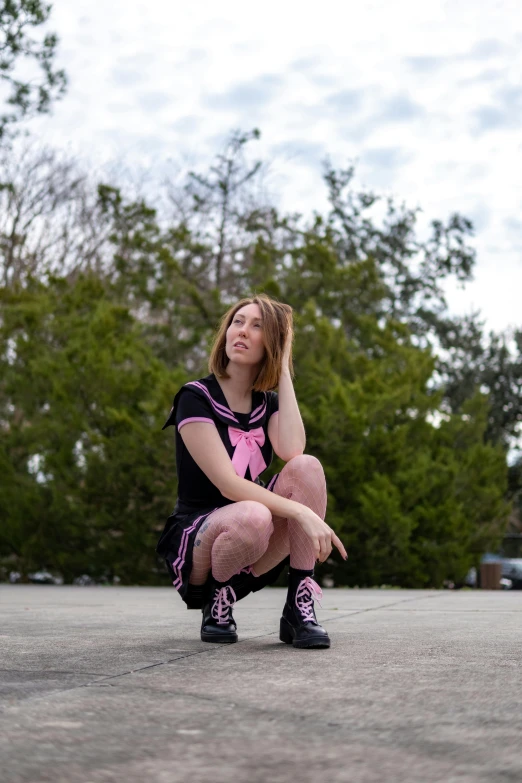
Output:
[208,294,294,392]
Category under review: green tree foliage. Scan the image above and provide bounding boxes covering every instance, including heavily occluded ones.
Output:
[285,298,508,587]
[0,275,181,582]
[0,0,67,139]
[0,129,514,585]
[437,318,522,448]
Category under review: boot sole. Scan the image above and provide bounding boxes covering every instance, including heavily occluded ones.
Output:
[201,631,238,644]
[279,617,330,649]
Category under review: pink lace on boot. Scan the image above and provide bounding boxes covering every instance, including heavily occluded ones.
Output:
[295,577,323,623]
[211,585,237,625]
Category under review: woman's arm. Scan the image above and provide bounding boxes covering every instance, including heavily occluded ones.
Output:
[274,366,306,460]
[180,422,309,522]
[269,325,306,461]
[180,421,347,561]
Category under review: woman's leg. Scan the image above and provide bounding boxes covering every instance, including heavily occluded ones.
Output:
[255,455,330,648]
[189,500,274,585]
[252,454,327,575]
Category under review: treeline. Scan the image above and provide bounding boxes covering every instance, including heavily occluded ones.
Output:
[1,130,521,586]
[0,3,521,587]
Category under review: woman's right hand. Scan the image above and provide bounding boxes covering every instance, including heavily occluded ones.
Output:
[295,506,348,563]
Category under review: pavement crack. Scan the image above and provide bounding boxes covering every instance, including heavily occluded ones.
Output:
[85,631,285,685]
[313,591,442,625]
[0,668,114,677]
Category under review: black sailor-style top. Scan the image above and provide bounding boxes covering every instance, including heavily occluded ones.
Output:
[162,373,279,514]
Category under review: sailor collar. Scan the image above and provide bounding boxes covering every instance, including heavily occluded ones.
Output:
[162,373,269,431]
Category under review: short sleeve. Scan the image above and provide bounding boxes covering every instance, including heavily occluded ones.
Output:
[161,386,216,431]
[176,388,216,432]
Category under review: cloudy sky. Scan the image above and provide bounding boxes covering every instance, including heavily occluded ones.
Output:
[30,0,522,334]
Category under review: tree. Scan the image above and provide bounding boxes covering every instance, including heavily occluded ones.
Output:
[96,183,223,370]
[0,130,514,585]
[0,145,110,287]
[436,317,522,449]
[286,304,509,587]
[0,274,181,582]
[167,128,268,291]
[0,0,67,140]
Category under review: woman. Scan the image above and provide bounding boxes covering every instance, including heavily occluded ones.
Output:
[157,294,347,649]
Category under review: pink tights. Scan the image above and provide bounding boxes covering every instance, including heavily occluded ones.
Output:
[189,454,327,585]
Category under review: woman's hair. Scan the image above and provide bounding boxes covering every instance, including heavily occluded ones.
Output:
[208,293,294,391]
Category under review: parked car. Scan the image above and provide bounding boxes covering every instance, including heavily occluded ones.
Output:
[499,559,522,588]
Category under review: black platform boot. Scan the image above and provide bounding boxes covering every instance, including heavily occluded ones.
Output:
[200,577,238,644]
[279,568,330,649]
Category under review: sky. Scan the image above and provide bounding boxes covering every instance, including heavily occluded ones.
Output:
[27,0,522,334]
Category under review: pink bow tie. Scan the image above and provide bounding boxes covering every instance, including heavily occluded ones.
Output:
[228,426,267,482]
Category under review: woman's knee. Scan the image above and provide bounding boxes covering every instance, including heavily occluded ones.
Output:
[286,454,324,476]
[234,500,273,537]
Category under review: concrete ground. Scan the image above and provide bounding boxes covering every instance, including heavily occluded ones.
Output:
[0,586,521,783]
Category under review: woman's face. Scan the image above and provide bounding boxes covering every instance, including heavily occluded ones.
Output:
[225,303,266,367]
